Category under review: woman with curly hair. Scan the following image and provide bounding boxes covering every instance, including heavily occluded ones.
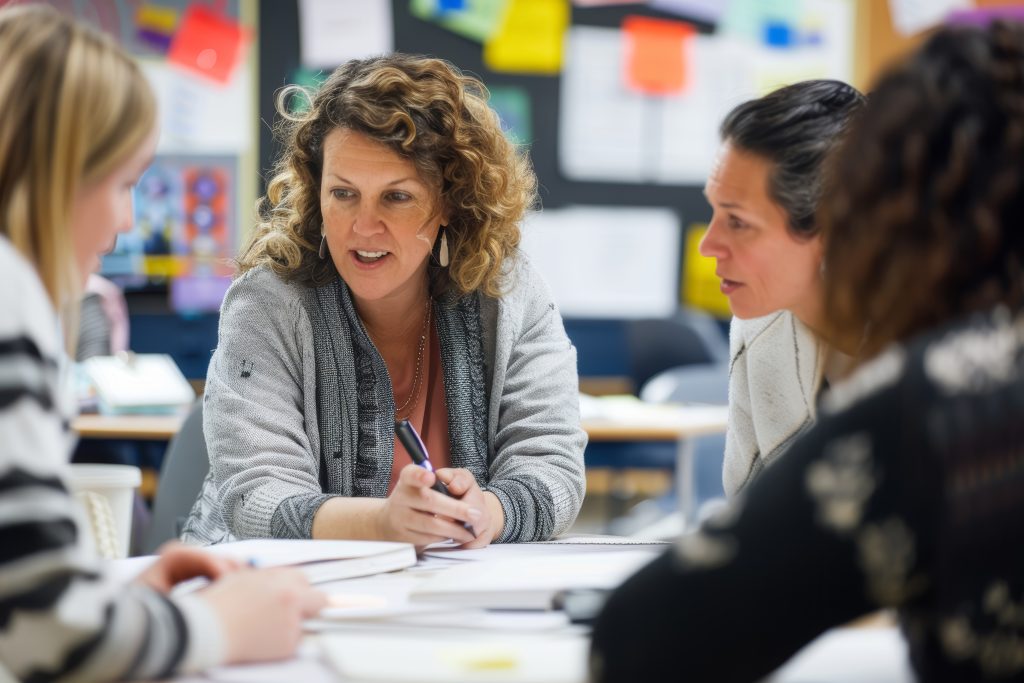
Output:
[592,21,1024,682]
[182,54,586,549]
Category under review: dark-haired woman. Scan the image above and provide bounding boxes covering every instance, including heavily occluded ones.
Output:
[593,21,1024,683]
[700,80,865,496]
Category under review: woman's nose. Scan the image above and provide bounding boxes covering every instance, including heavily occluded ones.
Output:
[352,204,384,236]
[698,220,727,259]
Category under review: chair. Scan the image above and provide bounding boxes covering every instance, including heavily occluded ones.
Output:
[141,400,209,554]
[625,308,728,393]
[614,362,730,538]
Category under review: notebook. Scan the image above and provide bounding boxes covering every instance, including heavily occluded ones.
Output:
[200,539,417,584]
[408,549,658,610]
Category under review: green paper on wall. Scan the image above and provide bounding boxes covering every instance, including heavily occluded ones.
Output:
[488,86,532,145]
[409,0,508,43]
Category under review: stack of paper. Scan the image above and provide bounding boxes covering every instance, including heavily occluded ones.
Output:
[82,353,194,415]
[202,539,417,584]
[409,550,659,610]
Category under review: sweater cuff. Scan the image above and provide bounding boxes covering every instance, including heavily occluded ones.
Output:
[271,492,336,538]
[172,593,226,674]
[485,477,555,543]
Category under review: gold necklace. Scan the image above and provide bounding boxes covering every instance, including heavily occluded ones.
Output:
[394,299,432,420]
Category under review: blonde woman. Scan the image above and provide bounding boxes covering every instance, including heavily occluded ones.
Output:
[0,6,323,680]
[182,54,586,549]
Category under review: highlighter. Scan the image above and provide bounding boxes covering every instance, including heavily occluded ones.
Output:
[394,419,477,538]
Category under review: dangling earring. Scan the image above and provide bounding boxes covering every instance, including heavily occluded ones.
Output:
[438,226,449,268]
[318,229,327,260]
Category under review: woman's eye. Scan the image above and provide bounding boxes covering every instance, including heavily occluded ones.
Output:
[728,216,746,229]
[386,191,412,202]
[331,189,354,200]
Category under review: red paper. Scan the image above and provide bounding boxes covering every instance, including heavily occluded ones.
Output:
[167,4,250,85]
[622,16,694,96]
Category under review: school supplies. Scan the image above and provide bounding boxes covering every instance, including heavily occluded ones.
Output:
[200,539,417,584]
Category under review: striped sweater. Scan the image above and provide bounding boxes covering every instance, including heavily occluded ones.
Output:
[0,236,222,681]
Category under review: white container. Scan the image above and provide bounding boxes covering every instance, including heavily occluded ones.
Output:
[68,464,141,558]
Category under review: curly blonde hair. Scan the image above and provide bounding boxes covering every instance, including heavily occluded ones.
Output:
[241,54,537,298]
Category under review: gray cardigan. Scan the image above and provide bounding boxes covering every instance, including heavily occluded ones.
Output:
[181,254,587,545]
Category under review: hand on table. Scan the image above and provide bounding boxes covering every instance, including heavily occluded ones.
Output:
[436,467,505,549]
[378,464,482,549]
[199,567,326,663]
[135,542,241,593]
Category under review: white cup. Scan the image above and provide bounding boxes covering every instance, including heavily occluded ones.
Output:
[67,464,141,558]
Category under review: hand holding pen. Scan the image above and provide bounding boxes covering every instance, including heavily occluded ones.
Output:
[395,419,478,539]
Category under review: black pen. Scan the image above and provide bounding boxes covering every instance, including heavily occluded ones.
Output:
[394,419,477,538]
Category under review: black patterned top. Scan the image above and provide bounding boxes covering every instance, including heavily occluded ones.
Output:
[592,306,1024,682]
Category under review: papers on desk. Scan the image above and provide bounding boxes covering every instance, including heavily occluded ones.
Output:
[202,539,417,584]
[409,550,659,610]
[579,393,728,431]
[81,353,194,415]
[320,632,589,683]
[769,626,913,683]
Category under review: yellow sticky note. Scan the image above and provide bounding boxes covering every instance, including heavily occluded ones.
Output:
[681,223,732,318]
[483,0,569,75]
[137,4,178,33]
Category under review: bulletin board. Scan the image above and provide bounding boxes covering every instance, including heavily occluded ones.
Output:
[257,0,856,321]
[22,0,260,314]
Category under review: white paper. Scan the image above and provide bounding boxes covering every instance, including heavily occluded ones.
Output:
[560,27,754,185]
[409,551,658,609]
[83,354,194,412]
[770,627,914,682]
[321,633,589,683]
[299,0,393,68]
[888,0,971,36]
[142,61,253,154]
[560,3,854,186]
[519,206,681,318]
[559,26,649,183]
[578,394,728,430]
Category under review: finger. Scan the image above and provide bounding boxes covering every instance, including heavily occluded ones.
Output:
[405,511,476,545]
[411,488,482,526]
[159,545,237,583]
[435,468,470,496]
[299,587,328,616]
[397,463,435,490]
[458,533,490,550]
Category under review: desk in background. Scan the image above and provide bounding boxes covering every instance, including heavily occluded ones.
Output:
[72,403,729,525]
[72,413,185,441]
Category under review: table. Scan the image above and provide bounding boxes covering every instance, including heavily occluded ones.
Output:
[71,413,185,440]
[72,403,729,526]
[115,541,909,683]
[71,405,727,444]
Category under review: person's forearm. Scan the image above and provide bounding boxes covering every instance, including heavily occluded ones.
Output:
[311,496,387,540]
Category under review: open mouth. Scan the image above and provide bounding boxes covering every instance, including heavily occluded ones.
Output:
[354,250,389,264]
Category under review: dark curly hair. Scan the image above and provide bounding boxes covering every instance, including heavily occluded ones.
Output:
[240,54,537,298]
[823,22,1024,359]
[720,79,865,237]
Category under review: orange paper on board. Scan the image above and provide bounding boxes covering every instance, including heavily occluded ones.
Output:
[167,4,250,85]
[623,16,694,96]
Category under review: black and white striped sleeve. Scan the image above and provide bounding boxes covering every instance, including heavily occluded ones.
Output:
[0,239,223,681]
